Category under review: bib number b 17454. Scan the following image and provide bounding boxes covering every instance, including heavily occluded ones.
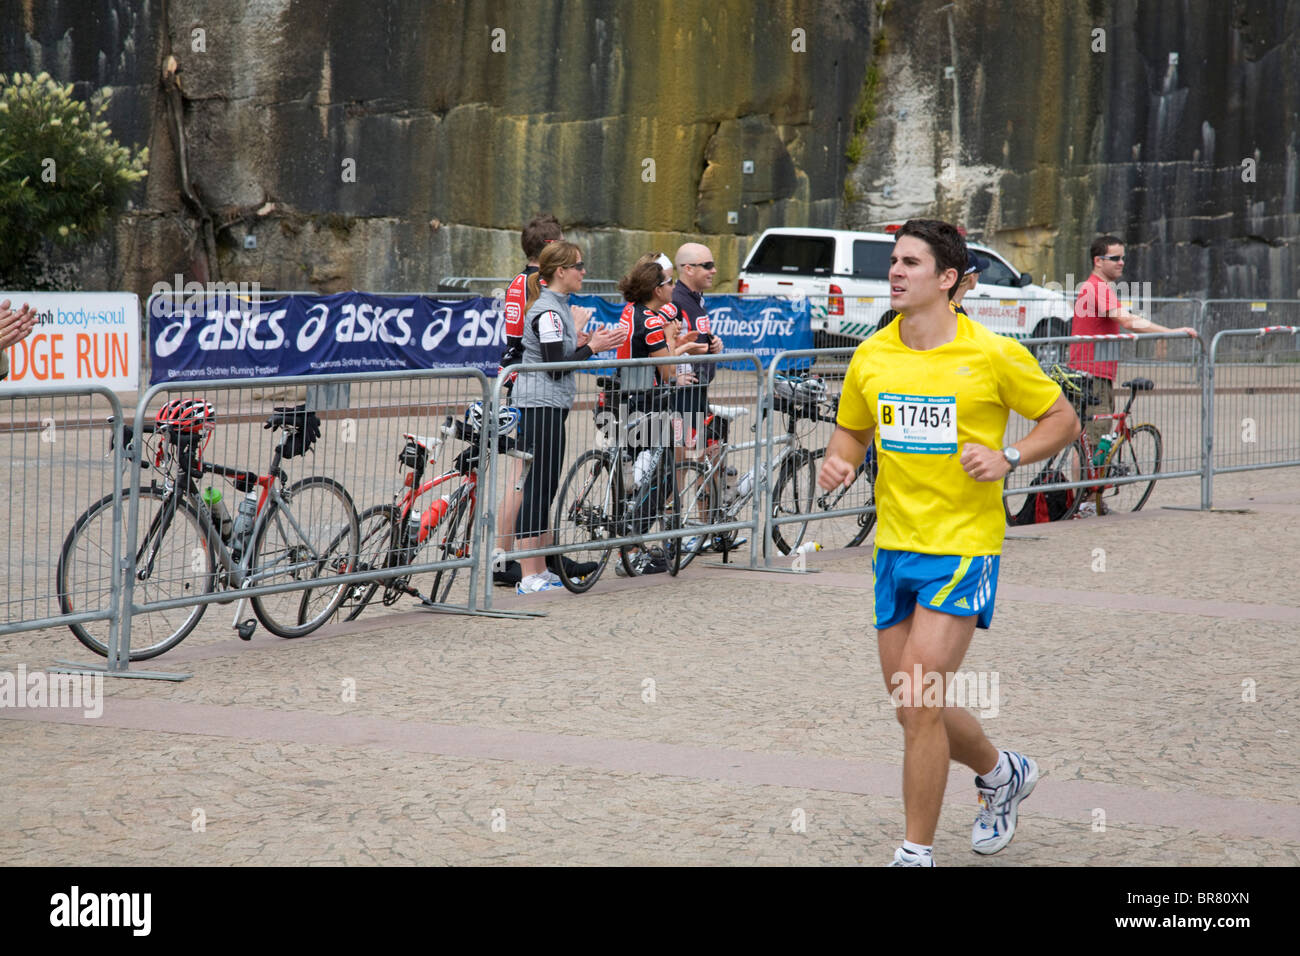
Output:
[878,392,957,454]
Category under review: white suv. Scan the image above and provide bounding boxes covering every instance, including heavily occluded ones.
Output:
[737,227,1071,353]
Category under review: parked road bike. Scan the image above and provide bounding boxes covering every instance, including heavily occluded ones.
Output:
[57,400,360,660]
[1004,366,1163,522]
[553,380,702,590]
[680,372,876,557]
[339,403,532,618]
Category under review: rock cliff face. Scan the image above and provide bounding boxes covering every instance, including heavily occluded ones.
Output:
[2,0,1296,299]
[844,0,1300,299]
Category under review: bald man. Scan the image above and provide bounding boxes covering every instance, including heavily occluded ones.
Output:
[670,243,725,445]
[1,299,38,381]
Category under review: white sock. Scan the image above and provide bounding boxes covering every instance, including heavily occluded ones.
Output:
[979,750,1013,787]
[901,840,932,857]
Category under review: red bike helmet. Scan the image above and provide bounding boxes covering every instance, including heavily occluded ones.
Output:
[156,398,215,432]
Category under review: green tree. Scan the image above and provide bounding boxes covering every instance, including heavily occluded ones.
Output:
[0,72,148,288]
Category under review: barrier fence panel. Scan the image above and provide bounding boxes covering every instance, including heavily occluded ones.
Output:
[1203,301,1300,361]
[1205,327,1300,508]
[0,386,125,649]
[761,348,876,567]
[1001,331,1205,518]
[103,368,490,667]
[482,353,764,606]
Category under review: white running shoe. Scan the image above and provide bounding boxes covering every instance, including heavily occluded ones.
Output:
[516,573,562,595]
[887,847,935,867]
[541,570,562,585]
[971,751,1039,854]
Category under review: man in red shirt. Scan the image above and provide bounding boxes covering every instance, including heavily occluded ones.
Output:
[1069,235,1196,445]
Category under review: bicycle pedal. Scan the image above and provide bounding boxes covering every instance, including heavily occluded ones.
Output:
[236,619,257,641]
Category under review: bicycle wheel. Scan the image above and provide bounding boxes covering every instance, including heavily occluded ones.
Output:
[339,504,400,621]
[674,460,716,571]
[1098,424,1162,513]
[553,449,621,593]
[771,449,875,554]
[251,476,360,638]
[58,486,215,660]
[1003,439,1085,524]
[619,452,684,577]
[425,492,474,605]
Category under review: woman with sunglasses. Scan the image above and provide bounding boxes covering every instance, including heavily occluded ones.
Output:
[616,253,706,393]
[512,241,627,594]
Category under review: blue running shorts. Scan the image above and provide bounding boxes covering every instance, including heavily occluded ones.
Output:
[873,548,1001,630]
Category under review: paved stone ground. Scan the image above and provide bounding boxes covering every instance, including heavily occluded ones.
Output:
[2,469,1298,866]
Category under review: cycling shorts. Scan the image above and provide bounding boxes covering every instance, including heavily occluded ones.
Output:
[872,548,1000,630]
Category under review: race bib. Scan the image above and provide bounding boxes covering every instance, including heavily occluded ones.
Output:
[877,392,957,454]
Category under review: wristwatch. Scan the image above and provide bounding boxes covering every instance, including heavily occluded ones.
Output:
[1001,446,1021,472]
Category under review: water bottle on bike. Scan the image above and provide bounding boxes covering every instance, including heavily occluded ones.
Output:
[202,486,233,542]
[1092,431,1117,466]
[229,489,260,561]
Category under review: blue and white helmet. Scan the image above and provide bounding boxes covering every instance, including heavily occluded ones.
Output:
[465,401,520,437]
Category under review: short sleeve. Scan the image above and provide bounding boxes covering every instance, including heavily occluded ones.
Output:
[1097,281,1119,316]
[538,310,564,344]
[996,336,1064,420]
[836,343,877,431]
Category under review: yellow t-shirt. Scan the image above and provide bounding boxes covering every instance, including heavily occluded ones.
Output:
[838,312,1062,556]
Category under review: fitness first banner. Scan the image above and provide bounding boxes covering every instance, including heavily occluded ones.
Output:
[149,292,811,384]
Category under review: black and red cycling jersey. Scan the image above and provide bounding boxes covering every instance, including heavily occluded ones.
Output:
[617,303,670,392]
[498,265,539,377]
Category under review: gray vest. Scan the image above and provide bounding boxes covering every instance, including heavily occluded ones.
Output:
[514,287,577,408]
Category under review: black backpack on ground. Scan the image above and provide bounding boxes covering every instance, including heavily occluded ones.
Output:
[1009,469,1075,525]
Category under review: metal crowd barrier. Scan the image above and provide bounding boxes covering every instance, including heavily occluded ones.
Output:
[1204,326,1300,508]
[0,386,126,652]
[1002,331,1205,513]
[36,368,492,676]
[761,348,876,568]
[9,326,1300,665]
[481,353,765,607]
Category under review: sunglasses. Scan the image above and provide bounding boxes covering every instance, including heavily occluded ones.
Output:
[657,276,675,287]
[1098,254,1125,262]
[565,261,586,272]
[686,261,716,270]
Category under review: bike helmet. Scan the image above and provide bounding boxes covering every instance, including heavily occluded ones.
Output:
[464,401,520,438]
[156,398,215,432]
[794,375,827,403]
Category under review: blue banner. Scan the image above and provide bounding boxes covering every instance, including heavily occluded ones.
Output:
[148,292,810,384]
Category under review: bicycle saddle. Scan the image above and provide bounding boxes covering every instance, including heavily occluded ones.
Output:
[1121,378,1155,391]
[402,432,440,452]
[708,404,750,420]
[265,404,315,429]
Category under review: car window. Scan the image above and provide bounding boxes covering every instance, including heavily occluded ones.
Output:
[852,240,893,279]
[745,236,835,275]
[976,254,1020,287]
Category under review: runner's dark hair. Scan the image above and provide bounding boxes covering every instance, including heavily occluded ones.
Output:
[895,219,966,300]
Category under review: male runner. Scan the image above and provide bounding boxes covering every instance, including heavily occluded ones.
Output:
[819,219,1080,866]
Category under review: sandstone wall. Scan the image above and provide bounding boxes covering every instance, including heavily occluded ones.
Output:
[2,0,1297,299]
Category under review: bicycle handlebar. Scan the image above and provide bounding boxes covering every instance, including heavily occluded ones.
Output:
[442,416,533,462]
